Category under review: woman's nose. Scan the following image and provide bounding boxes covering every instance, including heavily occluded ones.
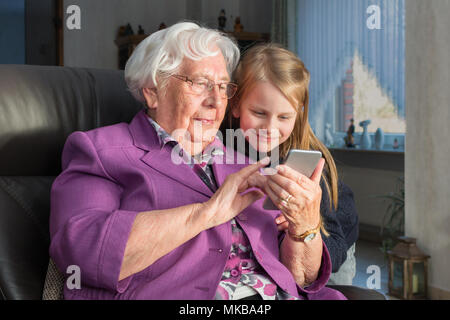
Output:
[204,86,226,108]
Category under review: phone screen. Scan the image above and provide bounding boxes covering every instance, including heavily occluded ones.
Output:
[262,149,322,210]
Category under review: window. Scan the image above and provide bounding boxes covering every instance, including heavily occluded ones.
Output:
[0,0,25,64]
[295,0,405,151]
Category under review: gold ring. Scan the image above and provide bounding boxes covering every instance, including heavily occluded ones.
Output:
[282,194,293,205]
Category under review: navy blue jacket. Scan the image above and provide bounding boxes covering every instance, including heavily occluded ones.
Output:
[320,179,359,272]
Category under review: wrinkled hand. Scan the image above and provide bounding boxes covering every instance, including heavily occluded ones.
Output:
[202,157,270,229]
[267,158,326,235]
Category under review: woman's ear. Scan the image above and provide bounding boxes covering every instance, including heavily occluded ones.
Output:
[142,88,158,109]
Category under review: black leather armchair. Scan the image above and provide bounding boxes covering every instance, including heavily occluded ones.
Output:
[0,64,141,299]
[0,64,385,300]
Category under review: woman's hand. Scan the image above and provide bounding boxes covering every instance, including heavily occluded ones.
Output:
[200,157,271,229]
[266,158,325,236]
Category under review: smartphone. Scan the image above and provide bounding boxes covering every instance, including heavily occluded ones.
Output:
[262,149,323,210]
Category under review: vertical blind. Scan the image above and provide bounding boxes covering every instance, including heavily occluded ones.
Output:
[295,0,405,139]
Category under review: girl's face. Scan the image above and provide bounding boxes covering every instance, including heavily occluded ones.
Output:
[233,81,298,153]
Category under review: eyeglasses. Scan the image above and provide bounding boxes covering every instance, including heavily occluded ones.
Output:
[172,74,238,99]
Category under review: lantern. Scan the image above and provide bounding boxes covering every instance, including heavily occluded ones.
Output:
[387,236,430,299]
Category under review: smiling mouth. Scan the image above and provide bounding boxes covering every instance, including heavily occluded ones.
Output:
[194,119,214,125]
[257,135,279,142]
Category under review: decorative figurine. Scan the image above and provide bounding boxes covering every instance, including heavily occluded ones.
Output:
[234,17,243,33]
[393,138,399,149]
[124,23,134,36]
[344,118,355,148]
[218,9,227,31]
[344,132,355,148]
[359,119,372,149]
[348,118,355,136]
[375,128,385,150]
[138,25,145,35]
[325,123,334,147]
[117,25,127,38]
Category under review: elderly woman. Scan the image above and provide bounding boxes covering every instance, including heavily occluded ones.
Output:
[49,22,345,300]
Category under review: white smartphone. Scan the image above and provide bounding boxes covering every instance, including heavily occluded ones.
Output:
[262,149,323,210]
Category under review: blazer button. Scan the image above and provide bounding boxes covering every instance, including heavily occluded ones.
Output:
[230,269,240,277]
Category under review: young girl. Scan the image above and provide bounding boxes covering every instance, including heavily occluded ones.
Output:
[223,43,358,285]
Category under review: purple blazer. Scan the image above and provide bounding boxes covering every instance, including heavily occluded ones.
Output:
[50,110,346,300]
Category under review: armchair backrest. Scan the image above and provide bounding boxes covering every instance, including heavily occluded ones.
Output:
[0,65,141,299]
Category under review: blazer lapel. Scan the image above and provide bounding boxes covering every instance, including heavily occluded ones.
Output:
[212,148,248,187]
[128,110,213,198]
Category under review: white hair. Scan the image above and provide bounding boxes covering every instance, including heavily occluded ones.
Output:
[124,21,240,103]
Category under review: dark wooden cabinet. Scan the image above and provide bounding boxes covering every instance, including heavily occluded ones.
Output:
[115,34,148,70]
[226,31,270,53]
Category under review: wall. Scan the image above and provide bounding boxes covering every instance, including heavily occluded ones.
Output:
[329,148,404,245]
[187,0,272,32]
[405,0,450,298]
[63,0,273,70]
[63,0,187,69]
[336,162,403,228]
[238,0,273,33]
[192,0,241,29]
[0,0,25,64]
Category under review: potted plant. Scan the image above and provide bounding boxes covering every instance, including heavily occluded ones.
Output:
[373,176,405,258]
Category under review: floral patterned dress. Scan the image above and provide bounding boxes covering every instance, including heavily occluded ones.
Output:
[215,219,299,300]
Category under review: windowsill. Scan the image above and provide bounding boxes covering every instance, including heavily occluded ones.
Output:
[329,132,405,171]
[329,146,404,155]
[329,147,404,172]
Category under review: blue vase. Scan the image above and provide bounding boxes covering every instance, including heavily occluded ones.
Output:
[359,120,372,149]
[375,128,384,150]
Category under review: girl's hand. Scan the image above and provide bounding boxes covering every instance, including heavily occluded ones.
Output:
[275,214,289,231]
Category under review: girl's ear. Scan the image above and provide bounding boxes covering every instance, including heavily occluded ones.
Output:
[142,88,158,109]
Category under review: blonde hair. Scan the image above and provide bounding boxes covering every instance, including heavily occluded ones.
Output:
[227,43,339,236]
